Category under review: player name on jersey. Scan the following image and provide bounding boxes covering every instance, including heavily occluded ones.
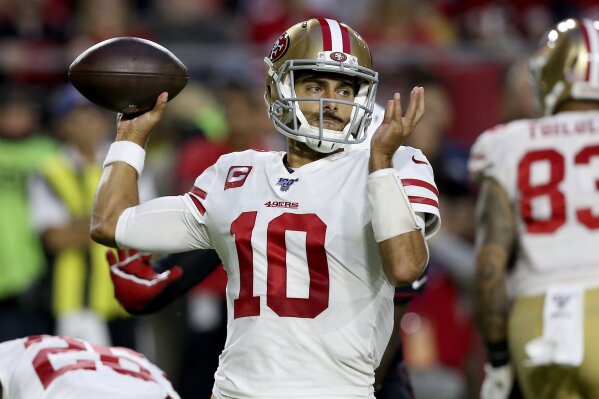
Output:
[529,118,599,138]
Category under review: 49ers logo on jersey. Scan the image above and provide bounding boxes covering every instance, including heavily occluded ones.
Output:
[269,32,290,62]
[264,200,299,209]
[224,166,252,190]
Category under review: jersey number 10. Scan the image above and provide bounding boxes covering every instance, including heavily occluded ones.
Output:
[518,145,599,233]
[231,211,330,319]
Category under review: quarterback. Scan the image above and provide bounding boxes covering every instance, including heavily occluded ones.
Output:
[0,335,179,399]
[92,18,440,398]
[470,18,599,399]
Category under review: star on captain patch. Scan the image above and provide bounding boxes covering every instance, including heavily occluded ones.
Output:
[276,177,299,192]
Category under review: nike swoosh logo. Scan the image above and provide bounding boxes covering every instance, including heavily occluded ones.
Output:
[411,276,428,290]
[412,155,428,165]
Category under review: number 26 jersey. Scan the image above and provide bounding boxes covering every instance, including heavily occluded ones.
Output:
[0,335,179,399]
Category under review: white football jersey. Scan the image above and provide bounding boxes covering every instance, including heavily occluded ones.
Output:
[0,335,180,399]
[469,110,599,296]
[179,147,440,398]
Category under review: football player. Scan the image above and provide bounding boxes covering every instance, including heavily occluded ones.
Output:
[106,101,426,398]
[469,18,599,399]
[0,334,179,399]
[91,18,440,398]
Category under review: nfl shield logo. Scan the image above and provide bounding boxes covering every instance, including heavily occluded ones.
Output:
[276,178,298,192]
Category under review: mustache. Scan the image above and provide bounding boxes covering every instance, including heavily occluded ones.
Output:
[305,111,344,124]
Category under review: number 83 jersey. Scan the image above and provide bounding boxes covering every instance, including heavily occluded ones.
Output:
[469,111,599,297]
[162,147,439,398]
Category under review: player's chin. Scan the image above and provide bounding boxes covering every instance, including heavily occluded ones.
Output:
[324,121,345,131]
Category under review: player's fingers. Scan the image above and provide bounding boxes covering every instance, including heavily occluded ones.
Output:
[414,87,425,124]
[106,250,117,266]
[392,92,402,125]
[152,92,169,113]
[382,99,394,123]
[117,248,128,262]
[145,92,168,124]
[403,87,420,128]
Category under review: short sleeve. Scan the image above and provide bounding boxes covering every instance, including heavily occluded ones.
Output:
[468,129,497,182]
[393,147,441,239]
[183,163,218,223]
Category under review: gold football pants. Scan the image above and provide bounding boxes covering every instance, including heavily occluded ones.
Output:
[509,287,599,399]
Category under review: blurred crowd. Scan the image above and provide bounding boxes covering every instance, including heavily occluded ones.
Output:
[1,1,598,398]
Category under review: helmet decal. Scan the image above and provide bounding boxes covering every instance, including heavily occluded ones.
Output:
[316,18,351,53]
[330,52,347,62]
[580,19,599,85]
[269,32,290,62]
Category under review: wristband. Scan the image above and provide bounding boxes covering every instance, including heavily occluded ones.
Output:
[103,141,146,176]
[367,168,420,242]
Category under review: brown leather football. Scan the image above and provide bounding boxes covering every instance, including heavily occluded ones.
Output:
[68,37,189,114]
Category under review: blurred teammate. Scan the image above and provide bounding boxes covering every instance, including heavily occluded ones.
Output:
[469,18,599,399]
[0,334,179,399]
[91,18,440,398]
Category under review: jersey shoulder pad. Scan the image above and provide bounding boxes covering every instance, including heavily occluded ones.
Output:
[213,149,282,169]
[468,119,531,182]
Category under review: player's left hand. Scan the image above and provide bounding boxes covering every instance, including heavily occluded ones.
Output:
[106,248,182,311]
[370,87,425,162]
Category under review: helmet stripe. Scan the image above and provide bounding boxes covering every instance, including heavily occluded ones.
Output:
[324,18,345,53]
[582,19,599,85]
[339,23,351,54]
[317,18,332,51]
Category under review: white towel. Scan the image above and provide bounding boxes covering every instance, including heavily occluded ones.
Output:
[524,284,584,367]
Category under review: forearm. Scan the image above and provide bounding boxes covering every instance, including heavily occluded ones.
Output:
[379,231,427,285]
[91,164,140,247]
[475,244,510,344]
[367,165,427,285]
[91,94,167,247]
[474,178,516,364]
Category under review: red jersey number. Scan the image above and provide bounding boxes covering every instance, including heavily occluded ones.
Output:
[231,212,329,319]
[517,145,599,233]
[24,335,156,389]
